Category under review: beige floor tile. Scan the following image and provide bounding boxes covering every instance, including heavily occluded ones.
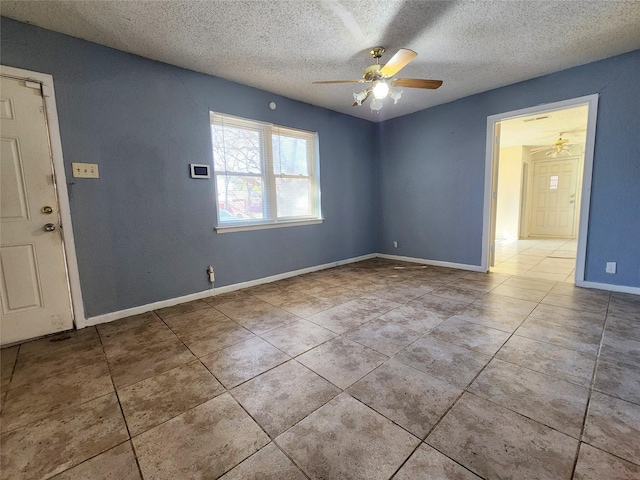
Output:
[219,443,306,480]
[541,292,609,315]
[502,276,556,292]
[573,443,640,480]
[306,301,382,334]
[200,336,289,388]
[276,393,419,480]
[109,337,196,388]
[429,284,488,303]
[1,361,113,433]
[133,393,269,479]
[51,442,141,480]
[468,358,589,438]
[162,307,231,336]
[348,359,462,438]
[233,360,340,437]
[377,305,447,333]
[369,282,436,304]
[583,392,640,464]
[10,338,106,389]
[119,360,224,436]
[605,315,640,341]
[515,317,602,355]
[252,288,309,307]
[279,295,337,317]
[449,304,527,333]
[520,270,569,282]
[393,443,481,479]
[96,312,159,337]
[0,393,128,480]
[100,318,177,359]
[0,346,19,389]
[343,319,422,356]
[427,393,578,480]
[491,284,547,302]
[310,285,363,304]
[18,327,99,358]
[608,293,640,321]
[154,299,211,319]
[394,336,491,388]
[260,319,336,357]
[407,294,470,320]
[600,330,640,367]
[178,318,255,357]
[233,305,300,335]
[496,335,596,387]
[594,358,640,405]
[528,303,605,333]
[203,290,252,307]
[297,337,387,389]
[429,318,510,356]
[472,292,538,316]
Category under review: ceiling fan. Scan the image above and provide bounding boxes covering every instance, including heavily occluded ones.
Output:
[530,133,572,157]
[312,47,442,111]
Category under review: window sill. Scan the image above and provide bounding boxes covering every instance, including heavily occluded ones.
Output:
[215,218,324,234]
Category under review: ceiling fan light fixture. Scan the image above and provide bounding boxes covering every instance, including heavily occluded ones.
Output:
[370,97,384,111]
[372,80,389,99]
[390,89,403,104]
[353,91,367,106]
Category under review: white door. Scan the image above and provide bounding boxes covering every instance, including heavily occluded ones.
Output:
[529,157,578,237]
[0,75,73,345]
[489,122,501,267]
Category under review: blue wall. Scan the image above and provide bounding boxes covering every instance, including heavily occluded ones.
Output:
[0,17,378,316]
[377,50,640,288]
[2,17,638,319]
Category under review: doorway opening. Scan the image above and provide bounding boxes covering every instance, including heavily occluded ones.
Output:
[482,94,599,285]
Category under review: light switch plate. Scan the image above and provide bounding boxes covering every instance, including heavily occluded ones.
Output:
[606,262,616,274]
[72,162,99,178]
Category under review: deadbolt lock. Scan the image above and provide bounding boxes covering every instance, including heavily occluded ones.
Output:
[41,206,53,214]
[43,223,57,232]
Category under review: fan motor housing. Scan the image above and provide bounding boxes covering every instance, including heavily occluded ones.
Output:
[363,64,384,82]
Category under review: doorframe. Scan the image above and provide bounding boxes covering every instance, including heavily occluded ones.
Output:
[1,65,87,329]
[481,94,599,285]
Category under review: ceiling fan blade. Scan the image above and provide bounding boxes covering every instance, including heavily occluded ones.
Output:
[530,146,553,153]
[353,91,371,107]
[379,48,417,77]
[312,80,362,84]
[392,78,443,89]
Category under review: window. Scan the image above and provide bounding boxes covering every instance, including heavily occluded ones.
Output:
[210,112,321,232]
[549,175,559,190]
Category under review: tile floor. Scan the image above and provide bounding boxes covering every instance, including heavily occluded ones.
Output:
[1,257,639,479]
[492,237,579,283]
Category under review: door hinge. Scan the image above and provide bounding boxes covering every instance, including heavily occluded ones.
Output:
[492,191,497,200]
[490,244,495,253]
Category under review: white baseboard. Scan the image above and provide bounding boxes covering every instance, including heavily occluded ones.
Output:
[376,253,486,272]
[576,280,640,296]
[82,253,376,328]
[81,252,639,329]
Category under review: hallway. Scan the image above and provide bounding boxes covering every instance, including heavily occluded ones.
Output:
[492,238,578,283]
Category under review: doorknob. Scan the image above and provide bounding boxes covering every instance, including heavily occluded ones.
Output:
[43,223,57,232]
[41,206,54,214]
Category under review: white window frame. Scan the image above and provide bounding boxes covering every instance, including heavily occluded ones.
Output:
[211,112,322,233]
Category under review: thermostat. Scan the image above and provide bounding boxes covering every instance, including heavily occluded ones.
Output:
[190,164,211,178]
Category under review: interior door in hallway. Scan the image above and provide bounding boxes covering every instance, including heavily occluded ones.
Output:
[529,157,579,237]
[0,75,73,345]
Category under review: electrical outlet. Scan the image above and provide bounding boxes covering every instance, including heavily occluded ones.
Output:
[72,162,99,178]
[393,241,401,248]
[606,262,616,274]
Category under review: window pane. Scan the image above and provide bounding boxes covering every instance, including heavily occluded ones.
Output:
[276,178,310,217]
[216,176,264,221]
[212,125,262,174]
[272,134,309,175]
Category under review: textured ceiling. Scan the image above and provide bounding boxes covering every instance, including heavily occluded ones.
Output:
[2,1,640,122]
